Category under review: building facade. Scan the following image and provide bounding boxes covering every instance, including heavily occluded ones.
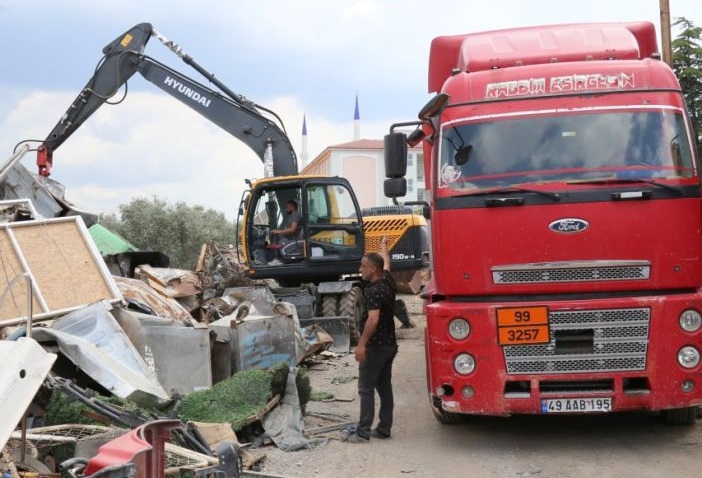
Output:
[301,139,424,209]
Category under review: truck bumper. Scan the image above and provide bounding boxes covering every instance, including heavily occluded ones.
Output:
[426,292,702,416]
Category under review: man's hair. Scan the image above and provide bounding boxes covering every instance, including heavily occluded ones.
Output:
[364,252,384,272]
[286,200,298,210]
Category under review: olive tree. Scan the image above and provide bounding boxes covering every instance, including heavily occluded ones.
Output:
[100,197,237,268]
[672,17,702,152]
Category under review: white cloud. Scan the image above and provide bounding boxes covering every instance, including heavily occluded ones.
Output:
[0,88,399,219]
[343,1,384,20]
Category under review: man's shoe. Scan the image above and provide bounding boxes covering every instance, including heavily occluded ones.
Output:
[344,432,369,443]
[371,428,391,439]
[267,259,283,266]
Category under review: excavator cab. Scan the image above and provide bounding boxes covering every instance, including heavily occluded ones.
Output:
[238,176,365,285]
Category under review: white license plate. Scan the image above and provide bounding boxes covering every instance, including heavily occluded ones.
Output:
[541,397,612,413]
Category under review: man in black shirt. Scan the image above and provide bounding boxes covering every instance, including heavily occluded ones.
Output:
[269,200,301,265]
[346,237,398,443]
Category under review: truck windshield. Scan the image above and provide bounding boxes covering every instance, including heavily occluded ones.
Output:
[438,109,696,192]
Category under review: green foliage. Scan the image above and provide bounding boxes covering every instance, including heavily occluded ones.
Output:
[672,17,702,152]
[180,365,312,431]
[99,197,236,268]
[180,369,273,431]
[45,390,103,426]
[310,390,334,401]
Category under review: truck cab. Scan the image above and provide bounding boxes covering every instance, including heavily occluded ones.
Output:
[388,22,702,424]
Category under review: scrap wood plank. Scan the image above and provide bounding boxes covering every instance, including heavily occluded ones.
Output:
[304,421,355,436]
[195,243,208,273]
[245,395,281,426]
[242,472,298,478]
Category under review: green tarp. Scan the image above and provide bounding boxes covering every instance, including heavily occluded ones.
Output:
[88,223,138,255]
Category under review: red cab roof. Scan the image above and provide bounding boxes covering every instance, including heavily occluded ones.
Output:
[429,22,659,93]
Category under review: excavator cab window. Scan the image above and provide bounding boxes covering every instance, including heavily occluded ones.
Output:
[247,186,304,265]
[305,183,363,261]
[246,180,364,268]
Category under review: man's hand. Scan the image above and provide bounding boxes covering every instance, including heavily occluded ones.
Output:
[380,236,388,252]
[354,343,367,363]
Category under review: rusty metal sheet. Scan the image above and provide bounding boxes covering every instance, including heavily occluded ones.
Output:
[114,276,195,324]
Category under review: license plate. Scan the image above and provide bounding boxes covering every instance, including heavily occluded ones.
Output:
[497,306,550,345]
[541,397,613,414]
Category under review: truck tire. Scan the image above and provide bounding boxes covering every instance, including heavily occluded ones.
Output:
[321,295,338,317]
[432,406,465,425]
[662,407,698,425]
[339,287,363,345]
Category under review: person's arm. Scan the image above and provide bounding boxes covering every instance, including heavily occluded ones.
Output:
[355,309,380,364]
[272,219,298,235]
[380,236,391,272]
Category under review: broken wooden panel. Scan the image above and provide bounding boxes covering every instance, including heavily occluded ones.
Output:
[0,232,43,321]
[0,216,123,325]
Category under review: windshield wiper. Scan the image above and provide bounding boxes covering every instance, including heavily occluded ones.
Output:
[455,186,561,201]
[566,178,682,195]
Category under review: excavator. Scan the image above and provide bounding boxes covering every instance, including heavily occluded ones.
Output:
[31,22,428,337]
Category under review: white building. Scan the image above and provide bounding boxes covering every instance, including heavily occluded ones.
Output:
[300,97,425,209]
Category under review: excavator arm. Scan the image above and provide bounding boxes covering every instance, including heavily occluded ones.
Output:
[37,22,297,177]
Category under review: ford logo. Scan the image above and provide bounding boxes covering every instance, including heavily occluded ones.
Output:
[549,218,589,234]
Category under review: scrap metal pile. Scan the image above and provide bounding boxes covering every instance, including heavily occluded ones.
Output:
[0,149,351,478]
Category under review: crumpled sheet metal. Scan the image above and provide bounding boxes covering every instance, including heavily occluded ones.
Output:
[113,308,212,396]
[136,265,202,298]
[33,301,170,406]
[0,337,57,451]
[114,276,195,324]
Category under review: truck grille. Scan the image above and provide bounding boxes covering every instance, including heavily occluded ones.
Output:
[492,261,650,284]
[503,308,650,375]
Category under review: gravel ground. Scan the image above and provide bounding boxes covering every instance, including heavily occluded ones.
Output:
[258,294,702,478]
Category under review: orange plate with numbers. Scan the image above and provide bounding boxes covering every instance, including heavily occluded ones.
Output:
[497,306,550,345]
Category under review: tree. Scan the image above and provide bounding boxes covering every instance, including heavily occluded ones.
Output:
[99,197,237,268]
[672,17,702,152]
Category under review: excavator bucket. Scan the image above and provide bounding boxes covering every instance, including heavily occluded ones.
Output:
[392,268,429,295]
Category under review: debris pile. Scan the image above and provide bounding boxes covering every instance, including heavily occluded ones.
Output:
[0,149,353,478]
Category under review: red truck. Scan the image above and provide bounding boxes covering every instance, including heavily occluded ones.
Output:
[384,21,702,425]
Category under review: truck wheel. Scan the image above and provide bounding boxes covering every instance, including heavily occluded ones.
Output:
[321,295,338,317]
[662,406,698,425]
[339,287,363,345]
[431,406,465,425]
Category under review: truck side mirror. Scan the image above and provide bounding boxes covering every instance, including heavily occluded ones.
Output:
[384,132,408,178]
[384,178,407,198]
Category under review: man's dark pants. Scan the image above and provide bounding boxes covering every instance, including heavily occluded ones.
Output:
[357,345,398,438]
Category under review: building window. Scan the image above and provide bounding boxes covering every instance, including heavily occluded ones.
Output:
[407,179,414,192]
[407,153,414,166]
[416,153,424,181]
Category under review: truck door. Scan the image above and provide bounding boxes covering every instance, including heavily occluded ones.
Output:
[305,182,364,262]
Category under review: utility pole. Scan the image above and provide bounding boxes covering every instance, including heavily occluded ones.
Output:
[659,0,673,66]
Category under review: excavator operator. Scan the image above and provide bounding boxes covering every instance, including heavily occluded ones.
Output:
[271,200,301,242]
[267,200,301,265]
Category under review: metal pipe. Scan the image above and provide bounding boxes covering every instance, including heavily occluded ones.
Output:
[660,0,673,66]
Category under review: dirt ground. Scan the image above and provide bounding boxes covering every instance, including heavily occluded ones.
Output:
[260,295,702,478]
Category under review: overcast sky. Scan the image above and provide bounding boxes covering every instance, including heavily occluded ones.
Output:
[1,0,701,218]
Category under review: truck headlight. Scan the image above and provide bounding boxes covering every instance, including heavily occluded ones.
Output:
[679,310,702,332]
[449,318,470,340]
[454,353,476,375]
[678,346,700,369]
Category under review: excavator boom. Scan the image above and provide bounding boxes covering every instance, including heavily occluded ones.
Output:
[37,22,297,177]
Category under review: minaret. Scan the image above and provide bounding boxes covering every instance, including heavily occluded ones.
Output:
[301,113,309,167]
[353,93,361,141]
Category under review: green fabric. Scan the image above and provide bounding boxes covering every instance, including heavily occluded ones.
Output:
[89,223,138,255]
